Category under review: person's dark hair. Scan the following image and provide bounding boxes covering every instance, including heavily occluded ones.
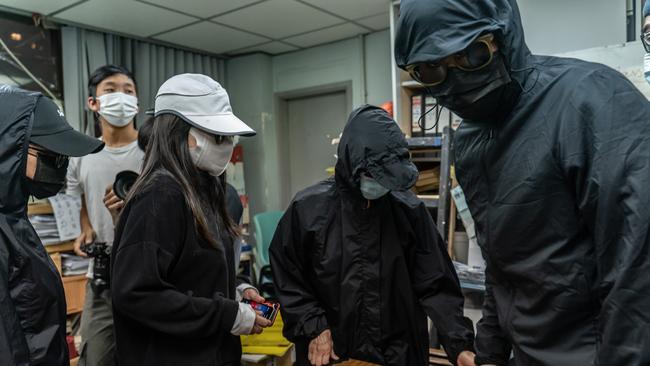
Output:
[88,65,138,133]
[137,117,154,152]
[125,114,238,249]
[87,64,136,98]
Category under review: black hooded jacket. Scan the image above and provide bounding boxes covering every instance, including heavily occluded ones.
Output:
[0,86,68,365]
[269,105,474,366]
[396,1,650,365]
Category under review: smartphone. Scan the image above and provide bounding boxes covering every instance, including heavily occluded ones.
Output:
[242,299,280,323]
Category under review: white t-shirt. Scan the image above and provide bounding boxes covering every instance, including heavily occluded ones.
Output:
[66,139,144,276]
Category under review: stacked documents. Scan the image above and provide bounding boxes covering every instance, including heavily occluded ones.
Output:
[60,253,90,276]
[29,215,61,245]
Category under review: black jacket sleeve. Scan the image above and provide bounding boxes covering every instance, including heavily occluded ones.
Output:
[269,201,329,341]
[111,185,239,339]
[474,269,511,365]
[410,202,475,364]
[559,70,650,365]
[0,223,30,365]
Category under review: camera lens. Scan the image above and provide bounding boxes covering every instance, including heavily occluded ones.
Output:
[113,170,139,200]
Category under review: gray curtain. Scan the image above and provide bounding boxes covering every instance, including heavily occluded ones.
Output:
[61,26,226,136]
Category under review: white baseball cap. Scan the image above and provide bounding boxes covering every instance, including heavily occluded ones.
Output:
[151,73,255,136]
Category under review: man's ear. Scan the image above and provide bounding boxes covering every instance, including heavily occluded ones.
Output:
[87,96,99,113]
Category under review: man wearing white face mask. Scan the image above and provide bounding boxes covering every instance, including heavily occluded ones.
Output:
[66,65,144,366]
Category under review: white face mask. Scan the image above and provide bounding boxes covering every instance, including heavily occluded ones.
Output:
[644,53,650,85]
[189,127,234,177]
[97,92,138,127]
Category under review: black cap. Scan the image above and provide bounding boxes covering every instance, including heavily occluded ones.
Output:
[30,97,104,157]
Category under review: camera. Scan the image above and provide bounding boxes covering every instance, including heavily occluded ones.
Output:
[81,241,111,294]
[113,170,139,200]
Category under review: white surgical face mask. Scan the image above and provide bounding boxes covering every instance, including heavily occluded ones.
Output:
[360,175,390,200]
[189,127,234,177]
[97,92,138,127]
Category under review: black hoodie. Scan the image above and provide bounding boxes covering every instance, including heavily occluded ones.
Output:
[0,86,68,365]
[269,105,474,366]
[396,0,650,365]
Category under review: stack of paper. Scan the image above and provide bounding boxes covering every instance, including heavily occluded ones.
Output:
[451,185,485,269]
[29,215,61,245]
[60,253,90,276]
[453,261,486,291]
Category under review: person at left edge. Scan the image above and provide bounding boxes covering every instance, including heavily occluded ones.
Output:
[0,86,104,365]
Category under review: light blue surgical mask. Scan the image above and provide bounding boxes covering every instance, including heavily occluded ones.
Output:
[360,175,390,200]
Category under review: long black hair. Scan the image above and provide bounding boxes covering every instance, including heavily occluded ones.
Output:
[125,114,238,249]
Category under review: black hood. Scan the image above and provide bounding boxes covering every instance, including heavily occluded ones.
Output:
[0,85,40,216]
[0,84,69,365]
[394,0,532,87]
[335,105,418,192]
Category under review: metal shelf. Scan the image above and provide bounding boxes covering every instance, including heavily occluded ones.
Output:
[460,281,486,292]
[417,195,439,209]
[411,157,441,163]
[406,136,443,149]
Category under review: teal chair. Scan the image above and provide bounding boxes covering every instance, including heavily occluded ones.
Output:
[252,211,284,281]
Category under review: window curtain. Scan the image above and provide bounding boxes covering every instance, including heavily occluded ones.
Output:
[61,26,225,136]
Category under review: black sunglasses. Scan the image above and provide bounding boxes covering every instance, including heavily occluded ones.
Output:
[215,135,234,145]
[406,34,497,86]
[642,32,650,53]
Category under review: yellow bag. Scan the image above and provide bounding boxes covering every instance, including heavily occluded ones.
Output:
[241,313,292,357]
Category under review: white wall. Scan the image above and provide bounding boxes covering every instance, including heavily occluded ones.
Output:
[364,29,393,106]
[518,0,627,55]
[558,41,650,99]
[228,31,393,217]
[225,54,280,217]
[272,37,365,107]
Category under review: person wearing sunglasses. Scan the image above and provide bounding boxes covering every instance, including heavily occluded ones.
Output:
[0,87,104,365]
[396,0,650,366]
[110,74,270,366]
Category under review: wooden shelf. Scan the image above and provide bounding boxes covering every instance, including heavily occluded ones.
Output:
[418,195,439,209]
[45,240,75,254]
[27,202,53,215]
[407,136,443,149]
[62,275,87,315]
[429,348,452,366]
[27,201,87,315]
[401,79,425,89]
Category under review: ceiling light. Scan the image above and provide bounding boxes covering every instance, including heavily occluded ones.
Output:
[10,32,22,41]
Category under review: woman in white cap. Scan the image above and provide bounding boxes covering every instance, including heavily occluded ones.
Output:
[110,74,270,366]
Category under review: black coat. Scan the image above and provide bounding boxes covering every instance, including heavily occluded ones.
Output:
[0,86,68,366]
[269,105,474,366]
[111,173,241,366]
[396,1,650,365]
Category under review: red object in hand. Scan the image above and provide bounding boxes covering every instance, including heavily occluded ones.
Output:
[242,299,280,323]
[66,335,78,359]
